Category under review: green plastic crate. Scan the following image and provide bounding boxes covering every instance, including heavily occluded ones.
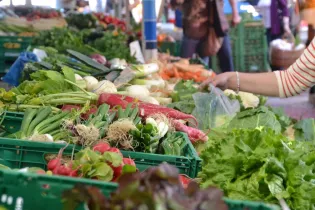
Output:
[0,112,202,178]
[159,41,181,56]
[0,36,32,61]
[224,198,280,210]
[0,169,117,210]
[0,170,279,210]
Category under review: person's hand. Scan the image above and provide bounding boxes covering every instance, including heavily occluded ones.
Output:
[199,72,233,91]
[283,17,292,37]
[232,14,241,27]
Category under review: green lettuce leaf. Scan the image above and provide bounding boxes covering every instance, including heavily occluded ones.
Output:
[228,107,282,133]
[293,118,315,142]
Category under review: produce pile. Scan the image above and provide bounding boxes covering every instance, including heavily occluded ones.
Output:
[32,28,137,63]
[1,15,315,209]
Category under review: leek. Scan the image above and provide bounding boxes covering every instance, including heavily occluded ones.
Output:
[131,63,159,78]
[131,78,165,89]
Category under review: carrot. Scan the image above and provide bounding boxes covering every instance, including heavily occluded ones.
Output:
[178,71,185,78]
[160,71,170,80]
[174,63,198,72]
[173,67,180,78]
[165,68,174,77]
[195,71,202,77]
[183,71,195,78]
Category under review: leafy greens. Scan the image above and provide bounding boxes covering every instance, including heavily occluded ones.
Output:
[199,128,315,210]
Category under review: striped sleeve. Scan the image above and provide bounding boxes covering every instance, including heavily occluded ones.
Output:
[274,37,315,98]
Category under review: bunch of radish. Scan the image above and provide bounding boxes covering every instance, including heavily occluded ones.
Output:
[47,142,136,182]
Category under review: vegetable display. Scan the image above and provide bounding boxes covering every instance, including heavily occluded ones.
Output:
[47,146,136,181]
[1,15,314,209]
[32,28,136,62]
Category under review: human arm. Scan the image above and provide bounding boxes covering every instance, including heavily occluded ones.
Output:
[210,71,280,97]
[278,0,291,34]
[228,0,241,26]
[202,37,315,97]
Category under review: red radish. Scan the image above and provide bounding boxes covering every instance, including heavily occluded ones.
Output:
[81,106,97,120]
[48,145,67,174]
[61,105,81,112]
[172,120,208,143]
[123,158,135,166]
[179,175,191,189]
[93,142,111,154]
[90,54,107,65]
[98,93,129,108]
[97,93,198,125]
[110,164,123,179]
[57,165,71,176]
[108,148,123,157]
[47,158,60,171]
[69,169,78,177]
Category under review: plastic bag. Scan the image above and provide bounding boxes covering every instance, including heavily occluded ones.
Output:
[2,52,38,87]
[192,85,240,130]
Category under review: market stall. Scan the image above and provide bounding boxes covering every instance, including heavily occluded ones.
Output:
[0,2,313,210]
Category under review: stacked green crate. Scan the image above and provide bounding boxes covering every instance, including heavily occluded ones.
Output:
[241,21,269,72]
[210,24,240,73]
[159,41,182,57]
[0,36,32,73]
[211,18,269,73]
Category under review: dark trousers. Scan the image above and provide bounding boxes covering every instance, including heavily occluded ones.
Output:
[180,34,234,72]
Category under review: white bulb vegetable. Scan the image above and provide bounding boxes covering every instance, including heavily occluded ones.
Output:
[92,80,117,95]
[84,76,99,91]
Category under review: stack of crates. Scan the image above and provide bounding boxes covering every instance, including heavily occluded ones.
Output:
[0,36,32,73]
[211,17,270,73]
[241,21,269,72]
[159,40,182,57]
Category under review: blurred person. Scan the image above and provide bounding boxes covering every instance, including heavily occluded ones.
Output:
[171,0,241,72]
[255,0,291,46]
[61,0,76,12]
[200,36,315,99]
[255,0,292,71]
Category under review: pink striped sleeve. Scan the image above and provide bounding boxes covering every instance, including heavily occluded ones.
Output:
[274,37,315,98]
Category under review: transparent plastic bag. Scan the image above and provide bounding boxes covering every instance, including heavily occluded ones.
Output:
[192,85,240,130]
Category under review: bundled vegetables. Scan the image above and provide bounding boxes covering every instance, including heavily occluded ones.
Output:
[97,93,208,143]
[47,144,136,181]
[7,107,71,142]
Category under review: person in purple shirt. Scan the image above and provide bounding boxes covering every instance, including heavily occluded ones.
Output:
[255,0,291,71]
[256,0,291,46]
